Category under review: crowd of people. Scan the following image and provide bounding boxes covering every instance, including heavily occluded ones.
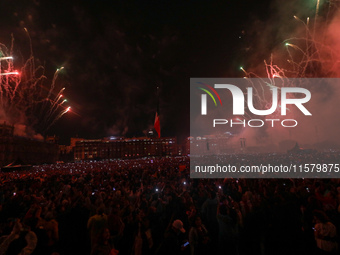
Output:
[0,153,339,255]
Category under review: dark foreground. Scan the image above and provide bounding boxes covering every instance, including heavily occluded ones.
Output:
[0,154,340,255]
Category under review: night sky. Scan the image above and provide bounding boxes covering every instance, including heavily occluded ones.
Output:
[0,0,291,144]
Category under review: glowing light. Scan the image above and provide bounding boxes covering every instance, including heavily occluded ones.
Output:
[284,43,304,52]
[0,71,19,76]
[0,56,13,61]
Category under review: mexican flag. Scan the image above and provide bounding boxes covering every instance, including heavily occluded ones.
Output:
[154,111,160,138]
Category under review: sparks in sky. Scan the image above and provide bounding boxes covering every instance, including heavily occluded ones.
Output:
[0,31,71,136]
[237,0,339,122]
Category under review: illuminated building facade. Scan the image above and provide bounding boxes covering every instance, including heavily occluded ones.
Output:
[188,134,236,155]
[74,137,178,160]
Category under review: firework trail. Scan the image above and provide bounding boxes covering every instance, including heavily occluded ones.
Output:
[0,31,70,136]
[45,87,66,122]
[239,0,340,120]
[47,67,64,99]
[46,106,70,132]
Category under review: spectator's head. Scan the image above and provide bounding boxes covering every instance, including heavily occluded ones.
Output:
[193,216,202,227]
[219,205,228,216]
[97,206,105,216]
[209,191,216,199]
[313,210,330,223]
[45,211,54,221]
[172,219,185,234]
[23,217,38,231]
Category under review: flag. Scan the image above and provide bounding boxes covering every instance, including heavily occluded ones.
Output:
[154,111,160,138]
[179,165,186,172]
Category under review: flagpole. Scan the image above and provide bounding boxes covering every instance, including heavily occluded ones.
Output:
[154,86,161,139]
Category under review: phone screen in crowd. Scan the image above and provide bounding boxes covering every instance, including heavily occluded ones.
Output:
[182,241,189,247]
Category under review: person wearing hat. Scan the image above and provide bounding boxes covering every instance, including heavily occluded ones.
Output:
[156,219,187,255]
[172,220,186,234]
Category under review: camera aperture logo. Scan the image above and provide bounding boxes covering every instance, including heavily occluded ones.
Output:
[198,82,312,128]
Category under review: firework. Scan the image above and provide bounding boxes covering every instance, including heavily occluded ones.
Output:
[46,107,71,132]
[0,31,71,137]
[238,1,340,120]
